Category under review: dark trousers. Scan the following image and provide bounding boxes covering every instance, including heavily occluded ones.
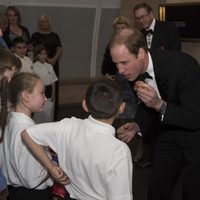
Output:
[148,131,200,200]
[8,186,51,200]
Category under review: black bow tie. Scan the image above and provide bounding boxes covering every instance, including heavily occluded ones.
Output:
[136,72,152,82]
[143,29,154,36]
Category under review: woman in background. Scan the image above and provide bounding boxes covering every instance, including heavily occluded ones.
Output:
[3,6,31,50]
[31,15,62,121]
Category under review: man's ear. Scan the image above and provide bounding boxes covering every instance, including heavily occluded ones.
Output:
[137,48,145,60]
[118,102,126,115]
[82,99,89,112]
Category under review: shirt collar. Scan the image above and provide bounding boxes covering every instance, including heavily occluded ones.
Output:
[148,18,156,31]
[146,52,154,78]
[88,115,115,137]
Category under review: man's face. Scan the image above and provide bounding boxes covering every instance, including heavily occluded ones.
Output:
[110,44,144,81]
[134,8,154,29]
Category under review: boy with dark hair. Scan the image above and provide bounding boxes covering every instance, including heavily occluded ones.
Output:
[22,78,133,200]
[12,37,33,73]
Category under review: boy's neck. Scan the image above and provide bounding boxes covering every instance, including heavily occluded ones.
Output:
[97,117,114,125]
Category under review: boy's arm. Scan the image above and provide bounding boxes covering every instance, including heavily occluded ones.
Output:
[21,130,69,185]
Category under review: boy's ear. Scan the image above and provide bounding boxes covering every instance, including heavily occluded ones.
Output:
[82,99,89,112]
[118,102,126,114]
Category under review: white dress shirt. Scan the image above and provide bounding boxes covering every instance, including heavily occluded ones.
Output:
[146,52,161,98]
[146,18,156,49]
[2,112,53,189]
[15,54,34,73]
[33,61,58,86]
[26,116,133,200]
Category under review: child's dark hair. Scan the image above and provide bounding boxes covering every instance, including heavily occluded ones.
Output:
[0,48,22,142]
[8,72,40,108]
[33,44,47,62]
[12,37,26,47]
[85,78,123,119]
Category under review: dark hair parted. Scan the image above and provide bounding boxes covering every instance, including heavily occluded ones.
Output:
[85,78,123,119]
[8,72,40,108]
[133,3,152,14]
[12,37,26,47]
[109,28,148,56]
[33,44,47,62]
[0,48,22,142]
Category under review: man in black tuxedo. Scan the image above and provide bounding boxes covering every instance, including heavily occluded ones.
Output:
[133,3,181,51]
[132,3,182,167]
[110,28,200,200]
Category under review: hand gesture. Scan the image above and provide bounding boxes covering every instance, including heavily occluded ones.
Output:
[49,164,70,185]
[134,81,162,111]
[117,122,140,143]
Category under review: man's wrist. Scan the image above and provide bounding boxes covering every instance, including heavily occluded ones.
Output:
[159,100,167,115]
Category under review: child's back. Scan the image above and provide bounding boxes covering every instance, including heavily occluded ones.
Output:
[23,78,133,200]
[27,115,132,199]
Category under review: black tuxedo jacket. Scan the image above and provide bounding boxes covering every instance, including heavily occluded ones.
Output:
[134,50,200,143]
[142,20,181,51]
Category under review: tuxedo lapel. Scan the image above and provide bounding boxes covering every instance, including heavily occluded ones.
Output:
[151,21,161,49]
[151,50,168,101]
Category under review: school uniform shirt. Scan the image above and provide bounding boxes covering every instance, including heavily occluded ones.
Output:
[2,112,53,189]
[33,61,58,86]
[26,115,133,200]
[14,54,34,73]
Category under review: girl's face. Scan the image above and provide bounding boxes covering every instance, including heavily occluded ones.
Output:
[28,79,46,113]
[37,50,47,63]
[3,66,18,82]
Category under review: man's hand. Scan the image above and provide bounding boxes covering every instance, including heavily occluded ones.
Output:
[134,81,162,111]
[117,122,140,143]
[49,164,70,185]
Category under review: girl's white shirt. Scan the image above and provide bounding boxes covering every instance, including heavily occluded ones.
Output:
[33,61,58,86]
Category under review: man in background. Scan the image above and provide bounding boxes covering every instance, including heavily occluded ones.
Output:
[133,2,181,50]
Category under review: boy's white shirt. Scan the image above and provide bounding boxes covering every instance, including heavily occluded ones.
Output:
[26,116,133,200]
[14,53,34,74]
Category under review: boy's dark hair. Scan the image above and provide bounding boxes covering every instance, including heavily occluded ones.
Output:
[85,78,123,119]
[12,37,26,47]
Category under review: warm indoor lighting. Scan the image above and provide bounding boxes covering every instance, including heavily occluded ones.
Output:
[159,6,165,21]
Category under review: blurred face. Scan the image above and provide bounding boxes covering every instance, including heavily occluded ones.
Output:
[134,8,153,29]
[39,17,50,31]
[0,15,8,32]
[28,79,46,113]
[114,24,128,32]
[13,43,27,58]
[2,66,18,82]
[110,44,145,81]
[6,10,18,24]
[37,49,47,63]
